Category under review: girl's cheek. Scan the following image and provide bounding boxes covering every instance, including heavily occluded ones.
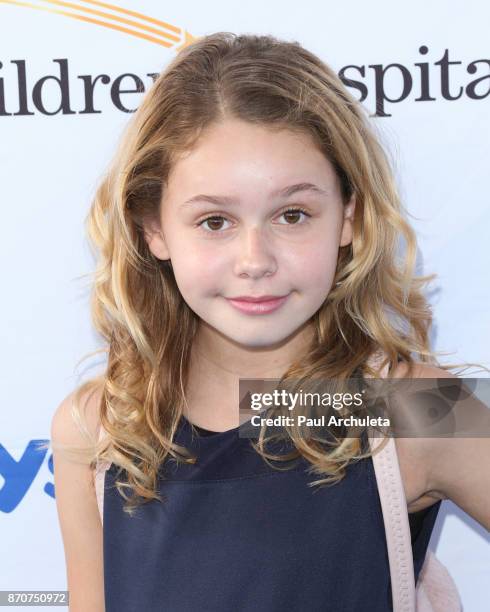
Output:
[304,253,338,287]
[287,243,336,271]
[181,254,222,287]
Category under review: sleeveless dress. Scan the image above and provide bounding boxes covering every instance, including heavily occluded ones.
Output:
[101,414,441,612]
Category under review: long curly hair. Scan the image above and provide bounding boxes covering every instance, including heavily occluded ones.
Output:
[64,32,481,515]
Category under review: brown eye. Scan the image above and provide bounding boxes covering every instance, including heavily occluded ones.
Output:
[198,215,230,232]
[278,207,311,225]
[205,217,224,231]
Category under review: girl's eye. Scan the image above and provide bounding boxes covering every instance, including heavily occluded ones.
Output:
[197,215,231,232]
[277,207,311,225]
[196,207,311,233]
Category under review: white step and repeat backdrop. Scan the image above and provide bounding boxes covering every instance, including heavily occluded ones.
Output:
[1,1,489,610]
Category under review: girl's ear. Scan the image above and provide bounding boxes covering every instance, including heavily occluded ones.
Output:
[339,194,356,247]
[142,216,171,261]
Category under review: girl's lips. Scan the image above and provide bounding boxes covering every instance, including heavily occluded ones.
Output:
[225,294,289,315]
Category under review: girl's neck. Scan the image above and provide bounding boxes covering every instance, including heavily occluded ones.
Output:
[192,319,315,378]
[182,321,315,431]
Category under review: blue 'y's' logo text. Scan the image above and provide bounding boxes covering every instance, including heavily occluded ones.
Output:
[0,440,52,513]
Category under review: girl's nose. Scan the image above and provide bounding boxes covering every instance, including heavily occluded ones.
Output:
[233,227,277,279]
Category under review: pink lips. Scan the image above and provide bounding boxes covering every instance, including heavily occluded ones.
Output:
[225,294,290,315]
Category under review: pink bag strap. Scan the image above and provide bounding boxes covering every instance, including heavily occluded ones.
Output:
[369,434,416,612]
[365,352,416,612]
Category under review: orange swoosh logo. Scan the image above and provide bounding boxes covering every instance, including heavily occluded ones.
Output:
[0,0,197,49]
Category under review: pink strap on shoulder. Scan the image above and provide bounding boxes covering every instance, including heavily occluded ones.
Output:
[93,424,111,525]
[369,434,416,612]
[365,352,462,612]
[365,352,416,612]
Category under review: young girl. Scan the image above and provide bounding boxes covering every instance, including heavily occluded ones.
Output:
[51,32,490,611]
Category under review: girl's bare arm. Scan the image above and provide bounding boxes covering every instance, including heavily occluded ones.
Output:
[51,390,105,611]
[394,362,490,531]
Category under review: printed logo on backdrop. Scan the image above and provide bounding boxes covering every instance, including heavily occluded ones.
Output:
[1,2,489,117]
[0,440,52,513]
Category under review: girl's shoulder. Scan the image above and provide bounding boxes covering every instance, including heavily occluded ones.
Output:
[51,385,105,489]
[51,385,104,451]
[389,360,452,513]
[392,361,490,530]
[390,360,453,381]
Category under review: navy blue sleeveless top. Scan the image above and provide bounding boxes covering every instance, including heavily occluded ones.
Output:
[103,416,441,612]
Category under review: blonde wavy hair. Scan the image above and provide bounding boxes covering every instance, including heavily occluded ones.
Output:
[59,32,481,515]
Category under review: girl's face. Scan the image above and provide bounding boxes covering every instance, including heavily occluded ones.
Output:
[145,118,355,349]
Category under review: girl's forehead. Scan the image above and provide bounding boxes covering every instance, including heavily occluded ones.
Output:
[166,124,337,191]
[189,118,320,150]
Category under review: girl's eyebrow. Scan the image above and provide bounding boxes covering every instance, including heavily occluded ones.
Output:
[181,182,330,207]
